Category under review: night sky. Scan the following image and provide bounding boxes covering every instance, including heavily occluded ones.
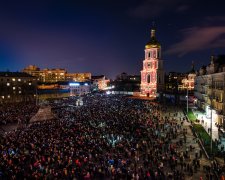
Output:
[0,0,225,79]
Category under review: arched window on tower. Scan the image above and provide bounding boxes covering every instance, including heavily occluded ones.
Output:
[147,74,151,83]
[148,52,151,58]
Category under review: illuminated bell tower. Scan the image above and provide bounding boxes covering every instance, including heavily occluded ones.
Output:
[140,28,164,97]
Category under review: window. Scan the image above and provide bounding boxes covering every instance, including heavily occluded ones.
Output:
[147,74,151,83]
[7,83,10,86]
[148,52,151,58]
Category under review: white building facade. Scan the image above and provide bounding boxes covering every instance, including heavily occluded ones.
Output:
[195,55,225,128]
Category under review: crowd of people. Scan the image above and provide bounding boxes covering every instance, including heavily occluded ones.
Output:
[0,102,39,126]
[0,94,224,179]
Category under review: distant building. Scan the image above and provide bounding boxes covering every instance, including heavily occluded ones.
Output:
[165,72,186,93]
[23,65,66,82]
[195,55,225,128]
[69,82,91,96]
[140,28,165,97]
[0,72,37,103]
[180,63,196,91]
[23,65,91,83]
[113,72,140,92]
[92,75,109,90]
[66,73,91,82]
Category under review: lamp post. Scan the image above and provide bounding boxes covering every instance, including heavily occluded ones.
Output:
[187,85,189,113]
[210,103,213,156]
[210,77,213,156]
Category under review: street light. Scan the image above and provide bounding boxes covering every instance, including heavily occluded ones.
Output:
[210,104,213,156]
[210,77,213,156]
[186,85,189,113]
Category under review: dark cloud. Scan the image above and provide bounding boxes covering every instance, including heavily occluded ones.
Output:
[165,25,225,56]
[129,0,191,18]
[176,5,190,12]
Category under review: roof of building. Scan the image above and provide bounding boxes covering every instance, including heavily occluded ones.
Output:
[0,72,34,77]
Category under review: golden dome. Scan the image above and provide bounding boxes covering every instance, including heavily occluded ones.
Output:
[145,29,160,49]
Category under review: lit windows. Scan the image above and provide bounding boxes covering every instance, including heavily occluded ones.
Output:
[29,83,32,85]
[7,83,10,86]
[18,79,21,82]
[12,78,16,81]
[13,87,16,90]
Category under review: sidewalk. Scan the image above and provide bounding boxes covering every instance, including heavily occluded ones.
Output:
[161,106,211,179]
[191,108,225,151]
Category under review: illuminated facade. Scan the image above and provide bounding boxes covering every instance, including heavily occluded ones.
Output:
[180,63,196,91]
[66,73,91,82]
[23,65,66,82]
[195,55,225,128]
[140,28,164,97]
[23,65,91,83]
[92,75,110,90]
[69,82,91,96]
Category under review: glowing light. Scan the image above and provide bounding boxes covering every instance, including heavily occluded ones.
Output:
[69,83,80,86]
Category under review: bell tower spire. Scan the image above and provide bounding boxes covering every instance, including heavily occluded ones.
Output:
[151,21,156,38]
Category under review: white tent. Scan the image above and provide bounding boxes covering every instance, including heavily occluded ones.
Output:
[30,106,56,123]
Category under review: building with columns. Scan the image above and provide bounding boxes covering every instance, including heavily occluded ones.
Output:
[195,55,225,128]
[140,28,165,97]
